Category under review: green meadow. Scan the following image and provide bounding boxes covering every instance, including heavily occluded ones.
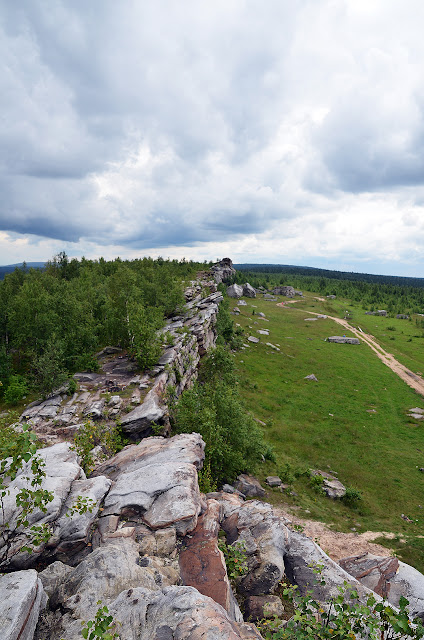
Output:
[230,292,424,572]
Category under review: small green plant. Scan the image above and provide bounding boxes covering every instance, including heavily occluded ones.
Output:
[66,496,97,518]
[73,422,126,475]
[218,539,248,583]
[67,378,78,395]
[342,487,362,507]
[198,461,217,493]
[309,473,325,494]
[81,602,120,640]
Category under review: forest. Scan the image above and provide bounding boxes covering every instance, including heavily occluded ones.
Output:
[0,253,209,402]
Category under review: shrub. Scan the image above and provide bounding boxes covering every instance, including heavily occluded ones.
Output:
[258,573,424,640]
[172,347,266,485]
[4,375,28,405]
[218,540,248,583]
[73,421,126,475]
[342,486,362,507]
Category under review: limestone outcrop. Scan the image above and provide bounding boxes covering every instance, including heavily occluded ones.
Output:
[211,257,236,283]
[20,283,223,442]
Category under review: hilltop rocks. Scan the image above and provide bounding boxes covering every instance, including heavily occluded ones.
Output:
[339,553,424,619]
[211,258,236,284]
[0,570,47,640]
[327,336,360,345]
[96,433,204,536]
[0,442,111,569]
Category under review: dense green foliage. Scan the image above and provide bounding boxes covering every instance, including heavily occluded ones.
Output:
[171,345,266,485]
[0,253,207,399]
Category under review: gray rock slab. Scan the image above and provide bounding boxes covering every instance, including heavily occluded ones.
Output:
[328,336,360,344]
[266,343,280,350]
[243,283,256,298]
[53,475,112,546]
[304,374,318,381]
[120,388,164,434]
[0,570,47,640]
[227,284,243,298]
[286,530,371,602]
[266,476,282,487]
[247,336,259,343]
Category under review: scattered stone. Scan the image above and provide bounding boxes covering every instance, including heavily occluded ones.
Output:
[409,407,424,414]
[396,314,409,319]
[310,470,346,499]
[266,476,282,487]
[257,312,265,318]
[304,318,317,321]
[266,343,280,351]
[257,329,269,335]
[317,315,327,319]
[238,300,247,306]
[327,336,360,345]
[234,475,265,498]
[248,336,260,344]
[304,374,318,381]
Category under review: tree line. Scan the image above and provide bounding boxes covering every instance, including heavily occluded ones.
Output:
[232,268,424,315]
[0,253,208,401]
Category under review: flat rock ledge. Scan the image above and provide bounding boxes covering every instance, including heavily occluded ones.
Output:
[327,336,360,345]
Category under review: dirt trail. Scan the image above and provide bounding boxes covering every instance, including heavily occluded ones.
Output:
[274,507,395,561]
[298,309,424,397]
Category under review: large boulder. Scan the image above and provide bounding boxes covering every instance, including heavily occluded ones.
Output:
[272,286,296,297]
[0,570,47,640]
[227,284,244,298]
[339,553,424,619]
[0,442,110,569]
[120,375,167,436]
[217,494,290,596]
[285,530,371,601]
[243,283,256,298]
[95,433,205,536]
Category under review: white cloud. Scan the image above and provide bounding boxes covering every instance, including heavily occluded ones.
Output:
[1,1,424,275]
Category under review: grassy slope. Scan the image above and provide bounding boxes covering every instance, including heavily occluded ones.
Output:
[231,292,424,572]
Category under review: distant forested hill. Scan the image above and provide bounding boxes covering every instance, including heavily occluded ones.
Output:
[0,262,45,280]
[234,264,424,288]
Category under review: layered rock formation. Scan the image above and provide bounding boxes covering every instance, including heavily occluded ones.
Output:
[19,281,223,443]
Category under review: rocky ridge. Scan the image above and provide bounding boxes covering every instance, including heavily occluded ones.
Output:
[19,278,223,444]
[2,265,424,639]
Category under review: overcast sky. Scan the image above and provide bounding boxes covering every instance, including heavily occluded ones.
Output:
[2,1,424,275]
